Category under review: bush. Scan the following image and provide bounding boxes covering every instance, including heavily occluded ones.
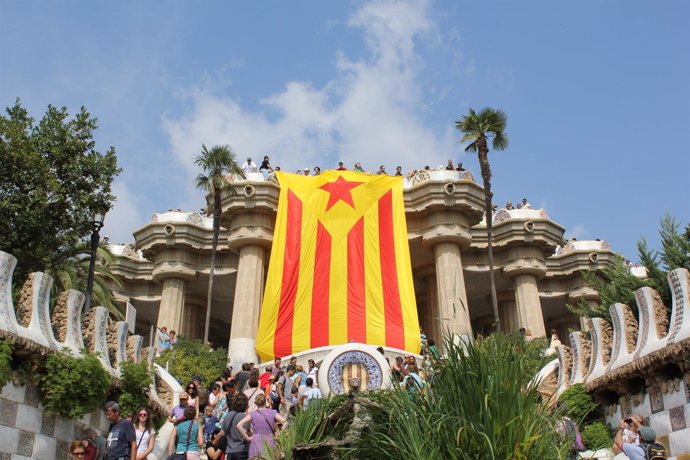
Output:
[155,337,227,386]
[0,339,12,387]
[116,361,152,417]
[559,383,600,424]
[39,350,111,418]
[581,422,612,450]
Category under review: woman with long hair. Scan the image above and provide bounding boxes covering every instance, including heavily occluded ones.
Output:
[168,405,203,459]
[236,393,286,459]
[186,381,200,413]
[132,407,156,460]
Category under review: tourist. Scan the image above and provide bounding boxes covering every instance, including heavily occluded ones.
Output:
[277,364,296,418]
[221,367,233,385]
[549,329,562,349]
[456,161,465,172]
[289,356,298,366]
[169,392,189,423]
[169,330,178,348]
[193,376,208,413]
[294,364,307,387]
[427,339,440,361]
[220,394,251,460]
[395,165,403,176]
[104,401,136,460]
[236,393,287,459]
[306,358,318,382]
[208,383,221,411]
[69,440,88,460]
[313,166,321,175]
[259,365,272,389]
[391,356,404,382]
[205,428,227,460]
[241,157,258,174]
[612,414,646,455]
[303,167,311,176]
[133,407,155,460]
[522,197,532,209]
[296,169,303,175]
[259,155,273,180]
[446,159,454,170]
[271,357,283,375]
[353,162,364,172]
[168,405,203,459]
[201,405,219,443]
[297,377,322,410]
[77,428,98,460]
[377,165,387,175]
[244,378,262,412]
[235,363,251,393]
[186,381,200,414]
[615,423,663,460]
[336,161,347,171]
[402,362,424,394]
[157,326,171,355]
[505,201,514,210]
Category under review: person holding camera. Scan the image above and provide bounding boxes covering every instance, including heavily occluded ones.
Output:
[613,414,645,455]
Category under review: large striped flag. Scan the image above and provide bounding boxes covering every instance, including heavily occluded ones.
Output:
[256,170,421,361]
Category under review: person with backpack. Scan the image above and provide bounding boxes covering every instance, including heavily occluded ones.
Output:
[556,415,584,459]
[615,424,666,460]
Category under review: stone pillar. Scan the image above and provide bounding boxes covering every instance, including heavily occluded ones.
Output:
[513,273,546,337]
[181,303,201,341]
[157,278,186,333]
[433,242,473,339]
[568,288,600,333]
[498,291,519,333]
[228,245,266,367]
[425,274,440,345]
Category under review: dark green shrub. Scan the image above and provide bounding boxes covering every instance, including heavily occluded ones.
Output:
[39,350,111,418]
[581,422,612,450]
[0,339,12,386]
[559,383,600,424]
[116,361,152,417]
[155,338,227,385]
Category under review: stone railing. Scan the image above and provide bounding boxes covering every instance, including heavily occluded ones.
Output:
[535,268,690,457]
[0,250,183,460]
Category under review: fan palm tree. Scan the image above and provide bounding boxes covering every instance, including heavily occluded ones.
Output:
[49,242,124,319]
[194,144,244,344]
[456,108,509,331]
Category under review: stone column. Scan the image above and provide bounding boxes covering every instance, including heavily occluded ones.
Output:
[568,288,600,333]
[181,303,201,341]
[433,242,473,339]
[157,278,186,333]
[498,291,519,333]
[228,245,266,367]
[513,273,546,337]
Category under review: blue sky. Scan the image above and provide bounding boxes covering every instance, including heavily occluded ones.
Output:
[2,0,688,261]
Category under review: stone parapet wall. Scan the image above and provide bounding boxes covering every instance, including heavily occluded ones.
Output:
[535,267,690,457]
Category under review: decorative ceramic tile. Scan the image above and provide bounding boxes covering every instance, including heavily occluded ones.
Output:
[24,384,40,408]
[650,387,664,414]
[0,452,10,460]
[55,439,70,460]
[621,397,633,418]
[685,379,690,403]
[40,413,55,436]
[0,399,18,426]
[670,405,687,431]
[17,430,34,456]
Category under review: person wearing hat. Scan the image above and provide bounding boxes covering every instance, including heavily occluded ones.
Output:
[168,392,190,423]
[617,425,664,460]
[614,414,664,460]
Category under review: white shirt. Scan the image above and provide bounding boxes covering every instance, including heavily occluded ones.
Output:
[241,161,258,173]
[135,427,154,454]
[303,387,322,409]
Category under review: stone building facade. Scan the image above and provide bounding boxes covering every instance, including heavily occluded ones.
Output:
[108,170,618,363]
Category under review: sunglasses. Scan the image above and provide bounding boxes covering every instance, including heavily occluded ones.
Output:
[72,453,86,457]
[139,413,148,417]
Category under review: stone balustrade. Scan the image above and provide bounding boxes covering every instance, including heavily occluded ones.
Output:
[0,249,184,459]
[535,267,690,457]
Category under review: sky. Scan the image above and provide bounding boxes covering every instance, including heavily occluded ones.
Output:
[1,0,689,262]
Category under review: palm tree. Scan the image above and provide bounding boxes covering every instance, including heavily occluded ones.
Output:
[456,108,509,331]
[194,144,244,344]
[49,242,124,319]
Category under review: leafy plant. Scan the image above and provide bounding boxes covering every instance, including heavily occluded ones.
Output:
[558,384,600,425]
[116,361,152,417]
[38,349,111,418]
[154,337,227,386]
[581,422,612,450]
[0,338,12,387]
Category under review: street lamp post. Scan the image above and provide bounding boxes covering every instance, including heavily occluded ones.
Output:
[84,210,106,312]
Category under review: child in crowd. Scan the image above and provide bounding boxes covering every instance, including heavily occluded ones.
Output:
[201,405,219,443]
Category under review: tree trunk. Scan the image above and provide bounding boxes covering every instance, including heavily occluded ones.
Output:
[477,138,501,332]
[204,187,221,344]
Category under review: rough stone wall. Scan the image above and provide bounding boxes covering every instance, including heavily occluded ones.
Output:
[106,320,118,367]
[623,305,638,353]
[15,274,35,328]
[81,309,97,352]
[51,292,70,343]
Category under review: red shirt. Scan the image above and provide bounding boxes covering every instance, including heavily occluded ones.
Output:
[259,372,272,389]
[84,440,98,460]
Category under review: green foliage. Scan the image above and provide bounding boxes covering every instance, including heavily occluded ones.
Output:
[272,333,569,459]
[0,100,121,283]
[154,337,227,386]
[521,336,553,380]
[567,256,646,322]
[116,361,152,417]
[581,422,612,450]
[558,384,600,425]
[0,339,12,387]
[38,350,111,418]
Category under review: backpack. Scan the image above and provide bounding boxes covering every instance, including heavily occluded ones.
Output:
[644,442,666,460]
[562,418,585,451]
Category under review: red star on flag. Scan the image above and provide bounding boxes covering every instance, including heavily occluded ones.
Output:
[319,176,364,211]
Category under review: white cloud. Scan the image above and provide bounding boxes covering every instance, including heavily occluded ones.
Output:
[162,0,457,176]
[102,181,147,244]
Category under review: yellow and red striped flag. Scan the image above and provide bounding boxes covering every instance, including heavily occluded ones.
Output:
[256,170,420,361]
